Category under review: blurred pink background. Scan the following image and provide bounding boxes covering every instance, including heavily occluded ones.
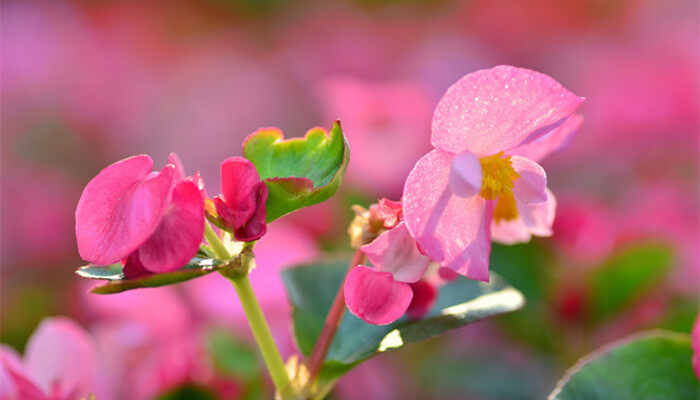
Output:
[1,0,697,399]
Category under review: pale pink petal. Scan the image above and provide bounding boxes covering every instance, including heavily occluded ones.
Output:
[1,352,45,400]
[167,152,186,181]
[233,184,268,242]
[406,280,437,319]
[448,150,482,198]
[376,198,402,229]
[492,188,556,245]
[431,65,584,156]
[511,156,547,204]
[219,157,261,228]
[508,113,584,162]
[76,156,174,265]
[362,222,429,283]
[344,266,413,325]
[24,317,95,399]
[135,180,205,273]
[403,150,492,281]
[1,345,43,400]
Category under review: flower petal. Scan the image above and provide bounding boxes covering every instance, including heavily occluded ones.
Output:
[491,188,556,244]
[24,317,95,399]
[406,280,438,320]
[234,183,268,242]
[76,156,174,265]
[403,150,492,281]
[135,180,205,273]
[508,113,584,162]
[362,222,429,283]
[1,345,45,400]
[167,152,186,181]
[448,150,482,198]
[431,65,584,156]
[511,156,547,204]
[219,157,262,228]
[344,266,413,325]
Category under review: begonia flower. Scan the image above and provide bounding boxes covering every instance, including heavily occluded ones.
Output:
[403,65,584,281]
[75,154,205,278]
[0,317,96,400]
[345,222,431,325]
[212,157,268,242]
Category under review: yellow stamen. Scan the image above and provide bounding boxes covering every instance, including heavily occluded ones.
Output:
[493,194,519,222]
[478,152,520,200]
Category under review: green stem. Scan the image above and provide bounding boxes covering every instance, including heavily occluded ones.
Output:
[203,221,231,259]
[227,274,292,398]
[203,221,292,398]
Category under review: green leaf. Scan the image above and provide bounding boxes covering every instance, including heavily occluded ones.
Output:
[549,330,698,400]
[588,242,673,322]
[243,121,349,222]
[281,258,526,382]
[155,384,218,400]
[76,257,226,294]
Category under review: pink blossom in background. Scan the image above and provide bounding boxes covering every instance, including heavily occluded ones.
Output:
[618,182,699,294]
[552,196,619,265]
[0,317,96,400]
[403,65,583,281]
[75,154,204,277]
[279,12,417,80]
[82,286,207,400]
[1,164,78,268]
[316,77,432,195]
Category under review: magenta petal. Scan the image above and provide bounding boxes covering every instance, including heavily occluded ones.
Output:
[122,252,153,279]
[403,150,492,281]
[407,280,437,320]
[448,150,482,198]
[219,157,262,228]
[362,222,429,283]
[76,156,174,265]
[508,114,584,162]
[234,184,268,242]
[24,318,95,399]
[511,156,547,204]
[167,152,186,181]
[344,266,413,325]
[135,180,205,273]
[431,65,584,156]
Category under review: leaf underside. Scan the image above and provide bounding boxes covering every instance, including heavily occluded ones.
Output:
[76,256,226,294]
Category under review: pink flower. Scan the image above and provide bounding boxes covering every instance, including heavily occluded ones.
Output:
[75,153,204,278]
[403,65,583,281]
[1,317,96,400]
[82,287,207,400]
[345,222,431,325]
[212,157,268,241]
[316,76,432,196]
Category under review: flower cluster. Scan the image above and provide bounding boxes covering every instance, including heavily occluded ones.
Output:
[75,153,268,277]
[345,66,584,325]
